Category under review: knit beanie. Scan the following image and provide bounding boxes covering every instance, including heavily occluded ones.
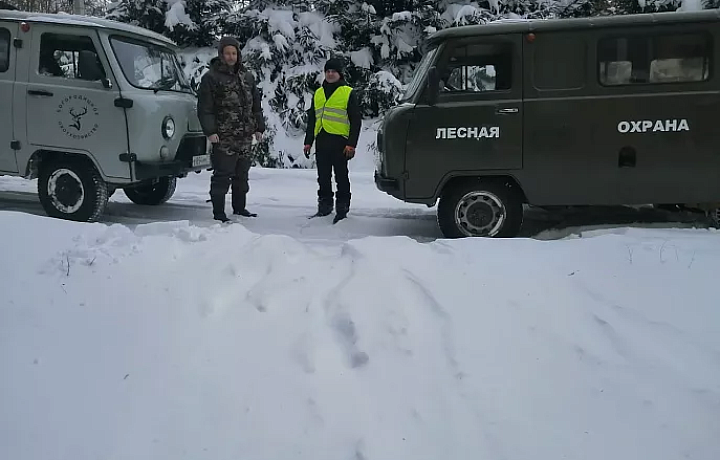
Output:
[324,58,344,77]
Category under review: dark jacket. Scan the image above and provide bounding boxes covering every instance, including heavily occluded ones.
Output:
[304,79,361,148]
[197,57,265,139]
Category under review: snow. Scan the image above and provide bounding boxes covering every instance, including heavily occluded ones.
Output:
[298,11,339,49]
[164,0,195,31]
[1,167,719,460]
[265,8,297,40]
[361,2,377,15]
[454,4,482,24]
[273,33,290,52]
[392,11,413,22]
[351,47,374,69]
[678,0,704,11]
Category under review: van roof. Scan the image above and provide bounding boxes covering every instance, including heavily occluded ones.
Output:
[427,9,720,46]
[0,9,176,47]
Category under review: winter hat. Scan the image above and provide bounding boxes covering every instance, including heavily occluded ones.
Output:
[324,58,344,77]
[217,36,241,56]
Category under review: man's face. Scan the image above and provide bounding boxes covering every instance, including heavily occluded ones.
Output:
[325,69,340,83]
[222,46,238,66]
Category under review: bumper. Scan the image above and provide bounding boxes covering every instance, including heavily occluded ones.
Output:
[374,170,400,194]
[133,134,210,181]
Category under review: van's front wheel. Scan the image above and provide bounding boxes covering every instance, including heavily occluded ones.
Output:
[124,177,177,205]
[437,178,523,238]
[38,157,109,222]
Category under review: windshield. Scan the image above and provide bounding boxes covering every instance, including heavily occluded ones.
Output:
[110,37,193,94]
[400,46,438,102]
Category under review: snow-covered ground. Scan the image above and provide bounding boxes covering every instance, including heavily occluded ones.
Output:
[1,166,719,460]
[0,164,710,244]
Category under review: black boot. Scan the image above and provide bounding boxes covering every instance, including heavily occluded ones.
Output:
[232,192,257,217]
[211,195,230,223]
[333,200,349,224]
[310,197,333,218]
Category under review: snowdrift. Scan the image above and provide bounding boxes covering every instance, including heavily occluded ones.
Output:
[1,212,719,460]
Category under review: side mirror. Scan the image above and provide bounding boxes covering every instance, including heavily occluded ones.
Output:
[427,66,439,106]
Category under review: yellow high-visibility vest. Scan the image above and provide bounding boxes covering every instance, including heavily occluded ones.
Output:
[313,85,352,138]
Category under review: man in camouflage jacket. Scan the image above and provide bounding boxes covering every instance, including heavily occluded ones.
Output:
[197,36,265,222]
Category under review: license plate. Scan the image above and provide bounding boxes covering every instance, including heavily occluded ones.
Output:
[192,154,210,167]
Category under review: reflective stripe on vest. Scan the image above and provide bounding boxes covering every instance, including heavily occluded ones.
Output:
[313,85,352,138]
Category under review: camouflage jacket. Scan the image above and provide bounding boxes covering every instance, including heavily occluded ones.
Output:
[197,57,265,141]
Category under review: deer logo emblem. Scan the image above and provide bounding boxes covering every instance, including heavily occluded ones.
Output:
[69,107,88,131]
[57,95,100,140]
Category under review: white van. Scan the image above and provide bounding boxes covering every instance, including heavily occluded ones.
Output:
[0,10,209,221]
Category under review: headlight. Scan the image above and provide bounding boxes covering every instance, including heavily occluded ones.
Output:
[162,116,176,139]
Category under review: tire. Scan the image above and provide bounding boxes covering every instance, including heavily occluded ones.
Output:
[710,208,720,228]
[437,178,524,238]
[124,176,177,205]
[37,157,109,222]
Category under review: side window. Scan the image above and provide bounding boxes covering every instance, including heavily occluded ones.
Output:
[0,27,9,73]
[598,32,711,86]
[439,41,513,93]
[38,33,106,81]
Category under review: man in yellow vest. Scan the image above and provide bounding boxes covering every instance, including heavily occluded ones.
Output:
[304,58,362,223]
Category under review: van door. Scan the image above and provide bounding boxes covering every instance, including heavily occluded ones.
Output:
[25,25,129,179]
[590,26,720,205]
[404,34,523,199]
[0,23,18,173]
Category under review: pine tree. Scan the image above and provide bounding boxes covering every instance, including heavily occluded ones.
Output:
[164,0,232,47]
[106,0,168,33]
[107,0,231,47]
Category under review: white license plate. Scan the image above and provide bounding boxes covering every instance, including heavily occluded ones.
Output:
[192,154,210,167]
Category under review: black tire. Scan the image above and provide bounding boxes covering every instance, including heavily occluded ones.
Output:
[37,157,109,222]
[710,208,720,228]
[437,178,524,238]
[124,177,177,205]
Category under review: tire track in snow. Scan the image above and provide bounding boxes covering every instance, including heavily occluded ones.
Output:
[321,243,370,369]
[400,269,460,377]
[400,268,509,460]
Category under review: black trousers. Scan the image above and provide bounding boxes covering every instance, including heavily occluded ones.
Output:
[210,142,252,213]
[315,132,350,213]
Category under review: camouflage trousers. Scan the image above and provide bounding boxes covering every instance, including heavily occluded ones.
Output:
[209,139,253,212]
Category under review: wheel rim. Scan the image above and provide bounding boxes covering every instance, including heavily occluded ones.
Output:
[47,168,84,214]
[454,190,506,237]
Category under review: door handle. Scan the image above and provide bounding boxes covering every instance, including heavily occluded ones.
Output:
[28,89,53,97]
[497,107,518,114]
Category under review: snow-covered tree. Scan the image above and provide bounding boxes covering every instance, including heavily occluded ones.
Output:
[106,0,167,33]
[107,0,231,47]
[105,0,716,168]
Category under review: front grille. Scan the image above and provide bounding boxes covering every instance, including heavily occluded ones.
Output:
[174,135,207,164]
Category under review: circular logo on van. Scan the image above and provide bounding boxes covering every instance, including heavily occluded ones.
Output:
[56,95,100,140]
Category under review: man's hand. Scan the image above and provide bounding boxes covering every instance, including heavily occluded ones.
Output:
[343,145,355,159]
[208,134,219,144]
[303,144,311,159]
[254,132,264,142]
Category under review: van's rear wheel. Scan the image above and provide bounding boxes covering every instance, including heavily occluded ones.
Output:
[437,178,523,238]
[124,177,177,205]
[710,208,720,228]
[38,157,109,222]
